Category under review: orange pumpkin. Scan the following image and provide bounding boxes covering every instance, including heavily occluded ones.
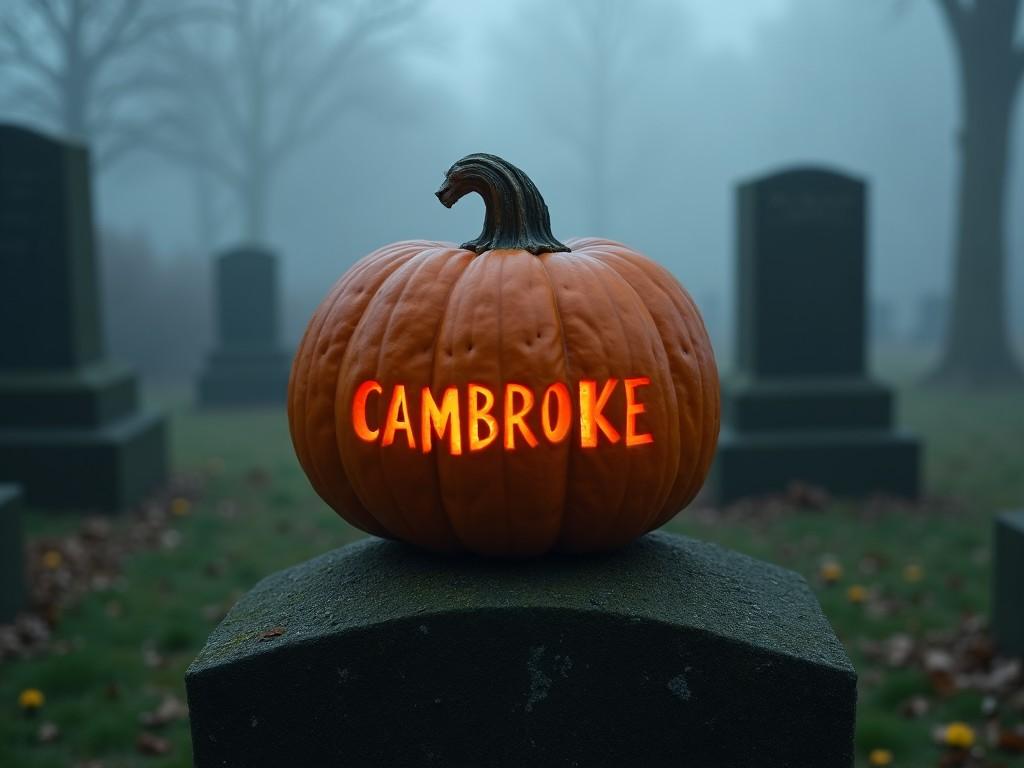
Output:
[288,154,719,556]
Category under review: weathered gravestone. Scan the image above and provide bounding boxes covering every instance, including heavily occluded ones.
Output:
[0,125,167,510]
[196,246,291,406]
[187,532,857,767]
[993,510,1024,656]
[0,485,25,622]
[713,167,920,503]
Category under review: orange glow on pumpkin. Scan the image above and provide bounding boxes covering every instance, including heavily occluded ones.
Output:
[382,384,415,448]
[579,379,620,448]
[504,383,539,450]
[468,384,498,452]
[352,380,383,441]
[351,379,655,453]
[541,382,572,444]
[421,386,462,455]
[624,377,654,447]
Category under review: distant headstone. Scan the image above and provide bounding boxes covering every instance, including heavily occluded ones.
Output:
[0,485,25,622]
[994,510,1024,656]
[196,246,290,406]
[713,167,920,503]
[187,533,857,767]
[0,125,167,510]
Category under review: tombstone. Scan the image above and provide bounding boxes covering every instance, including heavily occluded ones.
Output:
[712,167,920,503]
[994,510,1024,656]
[0,125,167,510]
[0,485,25,622]
[196,246,291,406]
[912,293,948,346]
[187,532,857,766]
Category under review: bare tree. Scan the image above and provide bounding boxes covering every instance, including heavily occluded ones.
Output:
[504,0,678,236]
[145,0,420,243]
[928,0,1024,386]
[0,0,198,168]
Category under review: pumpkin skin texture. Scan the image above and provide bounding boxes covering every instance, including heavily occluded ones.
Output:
[288,155,719,557]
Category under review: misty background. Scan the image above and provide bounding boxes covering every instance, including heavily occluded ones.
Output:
[1,0,1021,382]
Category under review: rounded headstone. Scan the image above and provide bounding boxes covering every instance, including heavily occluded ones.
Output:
[187,532,856,767]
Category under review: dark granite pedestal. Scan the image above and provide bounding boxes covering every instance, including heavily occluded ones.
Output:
[196,246,291,407]
[0,364,166,509]
[994,511,1024,656]
[187,532,857,767]
[0,125,167,511]
[0,485,25,622]
[714,167,920,503]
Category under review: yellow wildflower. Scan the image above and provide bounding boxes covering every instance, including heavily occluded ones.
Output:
[18,689,45,711]
[41,550,62,570]
[903,564,923,583]
[820,561,843,584]
[847,584,868,604]
[868,748,893,766]
[944,722,975,749]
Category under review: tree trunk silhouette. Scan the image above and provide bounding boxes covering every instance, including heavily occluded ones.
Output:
[930,0,1024,387]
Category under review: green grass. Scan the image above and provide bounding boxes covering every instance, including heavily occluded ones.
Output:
[2,377,1023,768]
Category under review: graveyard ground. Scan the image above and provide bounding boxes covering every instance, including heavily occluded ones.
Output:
[2,355,1024,768]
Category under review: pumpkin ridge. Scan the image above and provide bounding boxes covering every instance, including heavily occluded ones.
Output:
[494,254,510,551]
[355,250,440,540]
[536,253,578,550]
[641,268,713,527]
[298,245,415,528]
[572,251,640,547]
[586,245,681,535]
[594,249,709,525]
[678,287,721,505]
[426,248,476,551]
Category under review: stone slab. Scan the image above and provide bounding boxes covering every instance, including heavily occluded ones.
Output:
[736,168,866,379]
[186,532,857,767]
[196,350,290,407]
[723,377,893,432]
[0,363,137,428]
[0,484,25,622]
[713,428,921,504]
[0,409,167,510]
[0,124,103,370]
[214,247,281,353]
[994,510,1024,656]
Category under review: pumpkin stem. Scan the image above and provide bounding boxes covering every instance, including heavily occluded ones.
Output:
[435,153,570,255]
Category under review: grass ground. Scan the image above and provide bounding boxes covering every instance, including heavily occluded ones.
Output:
[1,362,1023,767]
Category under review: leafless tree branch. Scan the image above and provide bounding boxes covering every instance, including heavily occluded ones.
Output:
[0,16,60,84]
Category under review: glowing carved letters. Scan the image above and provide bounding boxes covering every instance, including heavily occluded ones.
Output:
[351,379,654,454]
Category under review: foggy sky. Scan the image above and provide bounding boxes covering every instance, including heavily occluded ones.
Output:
[11,0,1024,350]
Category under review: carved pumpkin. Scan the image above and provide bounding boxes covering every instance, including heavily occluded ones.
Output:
[288,154,719,556]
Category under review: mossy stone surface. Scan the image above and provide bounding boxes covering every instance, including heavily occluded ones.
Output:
[187,531,856,767]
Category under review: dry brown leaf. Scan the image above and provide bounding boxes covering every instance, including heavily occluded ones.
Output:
[136,732,172,756]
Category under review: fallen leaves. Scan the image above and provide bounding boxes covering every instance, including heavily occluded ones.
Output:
[0,473,204,663]
[864,615,1024,761]
[260,626,286,641]
[139,694,188,728]
[135,731,172,756]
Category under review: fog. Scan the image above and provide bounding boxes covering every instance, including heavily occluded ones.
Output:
[2,0,1022,377]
